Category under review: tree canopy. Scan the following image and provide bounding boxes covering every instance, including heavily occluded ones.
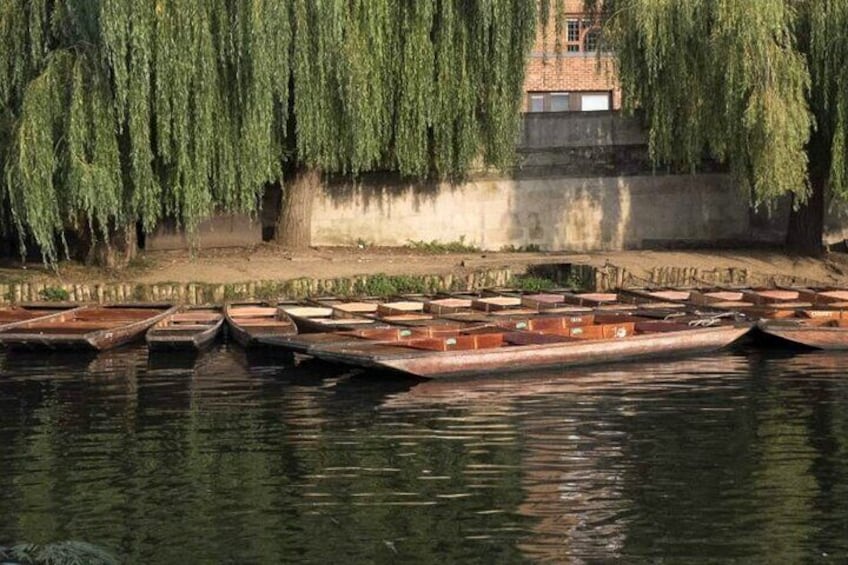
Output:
[0,1,537,263]
[587,0,848,252]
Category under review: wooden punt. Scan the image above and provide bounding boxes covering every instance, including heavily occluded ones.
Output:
[622,287,814,319]
[756,317,848,349]
[496,289,688,320]
[261,314,752,378]
[0,303,84,330]
[146,305,225,352]
[0,304,177,350]
[282,304,381,333]
[224,302,297,347]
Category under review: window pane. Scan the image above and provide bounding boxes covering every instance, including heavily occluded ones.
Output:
[567,44,580,53]
[529,95,545,113]
[580,93,610,111]
[550,93,570,112]
[584,29,600,52]
[566,19,580,42]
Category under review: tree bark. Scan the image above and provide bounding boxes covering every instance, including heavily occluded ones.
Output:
[275,167,319,249]
[785,171,825,256]
[83,222,138,269]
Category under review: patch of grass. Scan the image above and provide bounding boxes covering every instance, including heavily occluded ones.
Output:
[506,275,557,292]
[254,282,286,301]
[222,284,250,301]
[39,285,70,302]
[352,273,433,297]
[405,235,480,253]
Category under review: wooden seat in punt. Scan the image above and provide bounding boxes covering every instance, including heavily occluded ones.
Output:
[224,302,296,347]
[146,306,225,352]
[0,304,177,350]
[259,314,752,378]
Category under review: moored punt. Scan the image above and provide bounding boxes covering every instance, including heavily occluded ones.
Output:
[311,297,442,325]
[282,304,381,333]
[0,304,177,351]
[262,314,752,378]
[793,288,848,308]
[756,317,848,350]
[0,303,84,329]
[224,302,297,347]
[623,287,813,319]
[496,289,688,319]
[146,305,225,352]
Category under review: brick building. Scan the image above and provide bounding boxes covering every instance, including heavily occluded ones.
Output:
[524,0,621,113]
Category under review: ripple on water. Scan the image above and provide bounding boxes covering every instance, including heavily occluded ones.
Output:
[1,348,848,562]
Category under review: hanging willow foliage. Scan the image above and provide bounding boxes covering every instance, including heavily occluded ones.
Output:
[0,0,538,263]
[583,0,848,217]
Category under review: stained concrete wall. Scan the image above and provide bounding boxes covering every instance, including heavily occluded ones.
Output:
[312,174,774,251]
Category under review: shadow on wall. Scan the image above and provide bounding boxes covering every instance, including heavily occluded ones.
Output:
[503,174,783,253]
[505,176,634,252]
[323,171,447,216]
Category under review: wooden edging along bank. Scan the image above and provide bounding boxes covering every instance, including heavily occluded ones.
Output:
[0,263,831,305]
[0,269,517,305]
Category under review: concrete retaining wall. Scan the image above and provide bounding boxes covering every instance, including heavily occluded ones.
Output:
[314,173,776,251]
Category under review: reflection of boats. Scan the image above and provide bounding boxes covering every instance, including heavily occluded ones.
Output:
[146,306,224,352]
[380,353,757,407]
[0,304,177,350]
[263,314,752,378]
[224,302,296,348]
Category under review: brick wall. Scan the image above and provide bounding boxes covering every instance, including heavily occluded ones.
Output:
[524,1,622,110]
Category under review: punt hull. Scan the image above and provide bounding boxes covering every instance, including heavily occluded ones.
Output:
[224,303,297,348]
[756,321,848,350]
[268,323,752,378]
[146,307,225,352]
[0,305,178,351]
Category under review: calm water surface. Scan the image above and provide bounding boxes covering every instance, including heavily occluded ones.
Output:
[1,345,847,563]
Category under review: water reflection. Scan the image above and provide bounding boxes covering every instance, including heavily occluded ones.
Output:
[0,347,847,562]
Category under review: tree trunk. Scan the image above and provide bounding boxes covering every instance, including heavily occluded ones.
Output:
[84,222,138,269]
[276,167,319,249]
[785,172,825,256]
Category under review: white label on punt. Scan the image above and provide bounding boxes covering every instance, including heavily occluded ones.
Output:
[571,328,583,336]
[446,338,457,345]
[400,329,411,337]
[515,322,527,329]
[570,317,582,323]
[615,327,627,338]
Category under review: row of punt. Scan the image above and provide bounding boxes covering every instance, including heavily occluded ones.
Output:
[0,286,846,378]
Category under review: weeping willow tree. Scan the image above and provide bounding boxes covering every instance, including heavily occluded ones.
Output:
[0,1,537,265]
[584,0,848,254]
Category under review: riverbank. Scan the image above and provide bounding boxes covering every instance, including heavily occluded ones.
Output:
[0,244,846,304]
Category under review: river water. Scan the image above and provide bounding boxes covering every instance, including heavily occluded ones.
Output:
[1,345,847,563]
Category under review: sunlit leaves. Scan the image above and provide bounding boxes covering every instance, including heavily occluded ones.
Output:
[0,0,537,263]
[593,1,816,207]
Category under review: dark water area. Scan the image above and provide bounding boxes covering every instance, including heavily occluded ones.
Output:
[1,345,847,563]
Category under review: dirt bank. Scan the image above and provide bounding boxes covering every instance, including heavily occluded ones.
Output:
[2,244,847,288]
